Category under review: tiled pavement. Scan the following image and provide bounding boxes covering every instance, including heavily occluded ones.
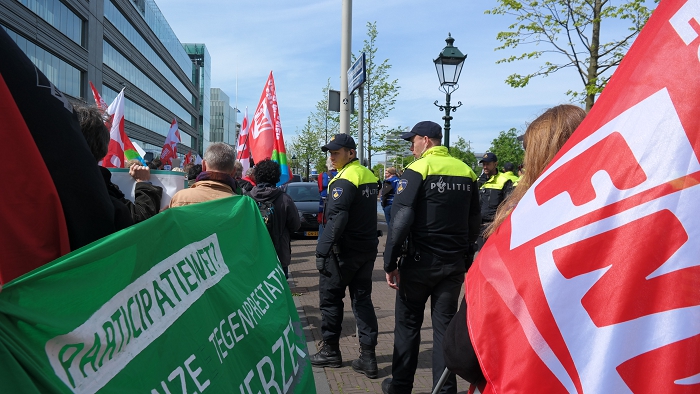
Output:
[287,217,471,394]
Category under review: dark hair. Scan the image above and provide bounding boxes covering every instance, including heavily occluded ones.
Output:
[503,162,515,172]
[254,159,281,184]
[187,164,203,180]
[73,102,109,161]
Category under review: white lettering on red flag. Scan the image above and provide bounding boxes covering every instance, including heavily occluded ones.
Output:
[467,1,700,392]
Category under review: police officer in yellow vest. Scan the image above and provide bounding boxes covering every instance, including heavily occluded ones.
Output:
[501,162,520,185]
[382,121,481,394]
[477,153,513,249]
[311,133,380,379]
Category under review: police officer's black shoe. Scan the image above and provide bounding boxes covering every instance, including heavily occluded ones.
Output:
[310,341,342,368]
[381,378,394,394]
[351,343,378,379]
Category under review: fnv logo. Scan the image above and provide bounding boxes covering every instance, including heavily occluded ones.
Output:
[505,89,700,393]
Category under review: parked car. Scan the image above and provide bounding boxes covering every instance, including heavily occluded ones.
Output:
[282,182,321,237]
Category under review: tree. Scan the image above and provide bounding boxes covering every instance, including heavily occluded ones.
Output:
[289,119,325,181]
[488,128,524,169]
[486,0,655,111]
[310,79,340,148]
[449,136,478,171]
[353,21,400,168]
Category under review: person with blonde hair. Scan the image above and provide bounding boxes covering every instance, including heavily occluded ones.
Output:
[484,104,587,238]
[443,104,586,384]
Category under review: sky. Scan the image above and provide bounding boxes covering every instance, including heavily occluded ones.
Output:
[155,0,640,156]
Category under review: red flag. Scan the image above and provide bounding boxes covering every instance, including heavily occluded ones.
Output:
[100,88,144,167]
[237,106,251,175]
[101,88,126,168]
[248,72,291,184]
[160,118,180,166]
[184,151,193,165]
[89,81,108,111]
[467,1,700,392]
[0,28,115,284]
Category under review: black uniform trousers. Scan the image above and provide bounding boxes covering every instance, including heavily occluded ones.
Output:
[392,253,465,394]
[319,250,379,346]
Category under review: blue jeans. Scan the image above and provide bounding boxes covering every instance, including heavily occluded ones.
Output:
[383,205,393,227]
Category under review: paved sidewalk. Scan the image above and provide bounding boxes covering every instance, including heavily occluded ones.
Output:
[288,218,471,394]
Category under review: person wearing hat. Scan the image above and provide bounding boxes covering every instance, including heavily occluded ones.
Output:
[477,152,513,250]
[311,133,380,379]
[382,121,481,394]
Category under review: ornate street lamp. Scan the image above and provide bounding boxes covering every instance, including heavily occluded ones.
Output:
[434,33,467,149]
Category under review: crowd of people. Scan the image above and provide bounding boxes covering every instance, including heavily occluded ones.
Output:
[308,105,585,394]
[49,93,583,394]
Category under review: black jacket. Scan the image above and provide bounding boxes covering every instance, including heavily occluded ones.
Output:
[316,159,379,257]
[248,184,300,267]
[479,171,513,223]
[100,167,162,230]
[384,146,481,272]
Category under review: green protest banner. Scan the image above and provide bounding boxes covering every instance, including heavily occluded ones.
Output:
[0,195,315,394]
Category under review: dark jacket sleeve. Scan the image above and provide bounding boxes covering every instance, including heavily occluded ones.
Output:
[383,169,421,272]
[122,182,162,224]
[316,179,356,257]
[444,297,484,384]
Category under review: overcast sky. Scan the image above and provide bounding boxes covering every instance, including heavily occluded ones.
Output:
[155,0,643,155]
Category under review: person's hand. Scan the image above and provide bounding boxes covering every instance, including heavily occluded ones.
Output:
[129,164,151,182]
[316,255,331,277]
[386,269,400,290]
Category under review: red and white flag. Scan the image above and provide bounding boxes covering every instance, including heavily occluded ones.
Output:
[248,72,291,184]
[160,118,181,166]
[89,81,108,111]
[101,88,126,168]
[237,106,251,175]
[467,1,700,393]
[184,151,193,166]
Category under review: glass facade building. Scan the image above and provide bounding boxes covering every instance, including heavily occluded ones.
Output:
[1,0,208,157]
[184,43,211,154]
[210,88,238,146]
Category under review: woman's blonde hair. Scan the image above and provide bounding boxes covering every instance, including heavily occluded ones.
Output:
[485,104,586,238]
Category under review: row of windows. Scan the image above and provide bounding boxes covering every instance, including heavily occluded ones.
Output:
[2,25,82,98]
[102,85,194,149]
[15,0,83,45]
[128,0,192,77]
[103,40,194,127]
[104,0,194,104]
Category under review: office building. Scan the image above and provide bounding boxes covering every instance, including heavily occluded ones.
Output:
[1,0,202,158]
[210,87,238,146]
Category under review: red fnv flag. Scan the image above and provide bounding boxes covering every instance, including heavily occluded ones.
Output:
[467,0,700,392]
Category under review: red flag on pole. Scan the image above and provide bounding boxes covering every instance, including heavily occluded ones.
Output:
[248,72,291,184]
[89,81,108,111]
[101,88,127,168]
[160,118,181,166]
[466,1,700,392]
[184,151,193,166]
[237,106,251,175]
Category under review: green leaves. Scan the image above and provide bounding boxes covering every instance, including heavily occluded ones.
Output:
[487,0,657,110]
[488,128,525,168]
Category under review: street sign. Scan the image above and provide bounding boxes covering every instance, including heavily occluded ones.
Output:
[328,89,355,113]
[348,52,366,95]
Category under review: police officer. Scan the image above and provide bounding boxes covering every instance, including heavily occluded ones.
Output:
[477,153,513,250]
[382,121,481,394]
[310,133,380,379]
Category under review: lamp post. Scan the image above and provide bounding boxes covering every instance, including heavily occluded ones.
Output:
[433,33,467,149]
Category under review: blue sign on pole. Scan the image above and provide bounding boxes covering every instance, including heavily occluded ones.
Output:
[348,52,366,94]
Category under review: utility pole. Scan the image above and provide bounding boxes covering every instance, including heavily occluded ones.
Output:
[339,0,352,135]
